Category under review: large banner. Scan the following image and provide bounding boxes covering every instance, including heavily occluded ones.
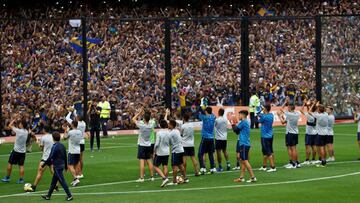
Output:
[209,106,308,126]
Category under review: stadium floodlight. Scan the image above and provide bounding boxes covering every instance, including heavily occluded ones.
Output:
[69,19,81,28]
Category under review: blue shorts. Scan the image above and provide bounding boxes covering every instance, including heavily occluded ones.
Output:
[358,132,360,141]
[171,153,184,166]
[154,155,169,167]
[261,137,273,156]
[8,150,26,166]
[215,140,227,150]
[238,145,250,161]
[305,134,317,146]
[326,135,334,144]
[198,138,215,154]
[137,145,152,160]
[286,133,298,147]
[316,135,327,146]
[68,153,80,165]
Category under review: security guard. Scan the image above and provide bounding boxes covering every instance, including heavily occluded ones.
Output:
[97,95,111,138]
[249,91,260,129]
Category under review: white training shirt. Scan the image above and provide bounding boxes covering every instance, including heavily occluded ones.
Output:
[154,129,170,156]
[358,113,360,133]
[305,113,317,135]
[327,114,335,136]
[12,127,28,153]
[215,117,228,140]
[40,134,54,161]
[169,129,184,154]
[136,121,154,147]
[313,112,329,136]
[181,122,195,147]
[78,121,86,144]
[67,129,82,154]
[285,111,300,134]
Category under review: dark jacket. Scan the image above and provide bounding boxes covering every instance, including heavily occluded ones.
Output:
[44,142,68,170]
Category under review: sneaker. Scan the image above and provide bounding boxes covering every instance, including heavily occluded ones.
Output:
[233,177,245,183]
[183,178,189,183]
[200,168,207,175]
[217,167,224,172]
[71,178,80,187]
[76,174,84,179]
[326,157,335,162]
[1,176,10,182]
[167,182,178,186]
[27,185,36,192]
[232,166,240,170]
[316,164,326,168]
[296,163,302,168]
[160,178,169,187]
[266,168,277,173]
[259,167,267,171]
[285,164,296,169]
[313,160,321,164]
[66,196,73,201]
[302,161,310,165]
[149,177,155,182]
[41,195,51,200]
[16,179,24,184]
[209,168,217,174]
[135,178,145,183]
[246,177,257,183]
[283,163,292,168]
[194,172,201,177]
[226,164,231,171]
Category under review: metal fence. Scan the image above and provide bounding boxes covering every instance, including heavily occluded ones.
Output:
[0,15,359,132]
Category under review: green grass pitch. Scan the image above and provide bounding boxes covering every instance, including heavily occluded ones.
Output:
[0,123,359,203]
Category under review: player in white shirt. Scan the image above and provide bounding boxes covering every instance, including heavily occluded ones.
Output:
[300,100,318,165]
[26,125,55,192]
[278,102,301,169]
[2,115,29,184]
[132,109,155,182]
[354,110,360,160]
[63,121,82,186]
[181,114,200,176]
[326,107,335,162]
[153,120,171,187]
[214,108,231,171]
[309,102,328,167]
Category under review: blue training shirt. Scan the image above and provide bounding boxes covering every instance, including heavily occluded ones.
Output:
[236,119,250,146]
[199,114,216,139]
[258,113,274,139]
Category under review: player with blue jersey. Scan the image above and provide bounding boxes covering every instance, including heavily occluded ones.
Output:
[198,107,216,175]
[232,110,256,183]
[258,105,276,172]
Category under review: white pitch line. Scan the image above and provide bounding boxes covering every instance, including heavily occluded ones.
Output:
[0,160,358,199]
[6,171,360,197]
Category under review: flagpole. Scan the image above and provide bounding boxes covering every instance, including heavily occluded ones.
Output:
[81,17,89,126]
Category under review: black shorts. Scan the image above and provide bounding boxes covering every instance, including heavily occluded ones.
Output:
[8,150,26,166]
[171,153,184,166]
[261,137,273,156]
[68,153,80,165]
[80,144,85,152]
[238,145,250,161]
[183,147,195,157]
[198,138,214,154]
[215,140,227,150]
[286,133,298,147]
[154,155,169,167]
[137,145,152,160]
[150,144,155,155]
[305,134,317,146]
[316,135,327,146]
[358,132,360,141]
[325,135,334,144]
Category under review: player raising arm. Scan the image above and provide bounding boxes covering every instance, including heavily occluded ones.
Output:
[181,114,200,176]
[232,110,257,183]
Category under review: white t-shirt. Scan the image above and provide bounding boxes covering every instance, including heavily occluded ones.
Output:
[327,114,335,136]
[358,113,360,133]
[313,112,329,136]
[40,134,54,161]
[181,122,194,147]
[215,117,228,140]
[68,129,82,154]
[305,113,317,135]
[136,121,154,147]
[154,129,170,156]
[13,127,28,153]
[77,121,86,144]
[285,111,300,134]
[169,129,184,154]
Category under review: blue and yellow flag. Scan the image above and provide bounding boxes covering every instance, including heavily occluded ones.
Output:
[257,5,275,16]
[69,36,102,53]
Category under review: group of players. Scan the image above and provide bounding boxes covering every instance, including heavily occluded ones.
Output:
[1,98,360,200]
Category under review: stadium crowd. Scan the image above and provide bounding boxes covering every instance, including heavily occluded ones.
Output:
[1,0,360,133]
